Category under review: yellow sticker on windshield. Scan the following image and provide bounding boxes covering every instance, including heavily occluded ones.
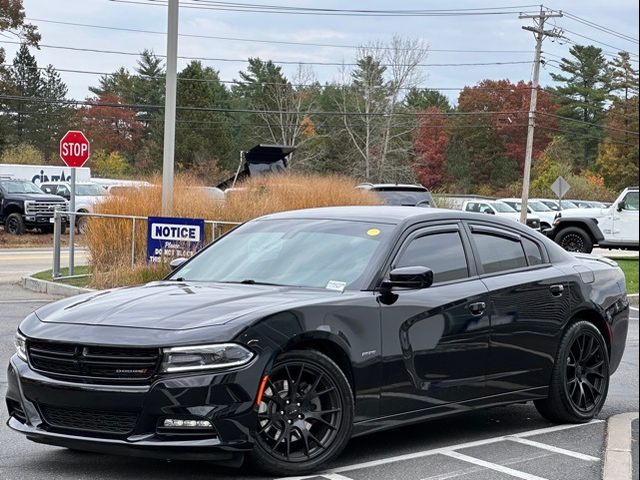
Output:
[367,228,381,237]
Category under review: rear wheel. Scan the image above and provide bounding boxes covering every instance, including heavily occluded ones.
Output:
[4,213,25,235]
[250,350,353,476]
[556,226,593,254]
[535,321,609,423]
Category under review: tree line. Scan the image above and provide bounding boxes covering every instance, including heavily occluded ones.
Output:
[0,6,637,199]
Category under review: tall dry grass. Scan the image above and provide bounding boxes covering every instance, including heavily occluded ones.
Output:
[86,173,380,288]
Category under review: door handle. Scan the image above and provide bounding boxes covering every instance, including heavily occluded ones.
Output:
[468,302,486,316]
[550,284,564,296]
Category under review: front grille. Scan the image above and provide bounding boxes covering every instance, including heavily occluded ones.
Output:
[24,201,68,216]
[27,340,160,383]
[39,404,137,435]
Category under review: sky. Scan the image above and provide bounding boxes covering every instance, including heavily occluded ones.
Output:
[3,0,639,103]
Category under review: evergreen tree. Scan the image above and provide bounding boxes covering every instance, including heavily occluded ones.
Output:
[550,45,612,168]
[610,51,639,102]
[40,64,70,159]
[175,61,233,175]
[444,135,471,193]
[132,50,165,131]
[404,88,452,112]
[10,44,42,142]
[89,67,135,102]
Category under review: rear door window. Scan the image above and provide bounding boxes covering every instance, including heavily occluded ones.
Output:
[472,233,527,274]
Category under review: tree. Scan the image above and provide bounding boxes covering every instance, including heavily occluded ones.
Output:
[40,64,71,159]
[0,0,39,65]
[175,61,233,174]
[77,93,143,158]
[444,135,472,193]
[132,50,165,131]
[413,107,449,189]
[550,45,612,168]
[92,150,130,178]
[89,67,135,102]
[404,88,452,112]
[9,44,42,142]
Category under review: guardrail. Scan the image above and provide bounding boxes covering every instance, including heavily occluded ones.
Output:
[51,210,240,279]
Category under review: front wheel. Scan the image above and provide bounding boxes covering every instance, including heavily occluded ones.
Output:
[250,350,354,476]
[556,226,593,253]
[4,213,26,235]
[535,321,609,423]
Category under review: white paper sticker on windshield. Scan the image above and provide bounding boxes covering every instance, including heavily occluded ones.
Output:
[326,280,347,292]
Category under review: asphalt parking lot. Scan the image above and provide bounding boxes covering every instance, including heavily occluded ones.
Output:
[0,284,637,480]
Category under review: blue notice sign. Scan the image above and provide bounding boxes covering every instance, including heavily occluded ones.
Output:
[147,216,205,263]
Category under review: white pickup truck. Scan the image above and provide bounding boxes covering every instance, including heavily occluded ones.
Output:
[545,186,639,253]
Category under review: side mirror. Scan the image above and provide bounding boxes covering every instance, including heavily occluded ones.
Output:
[383,266,434,290]
[617,201,626,212]
[169,257,188,270]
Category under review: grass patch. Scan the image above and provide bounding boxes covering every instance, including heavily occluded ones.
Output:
[612,259,639,294]
[32,266,91,288]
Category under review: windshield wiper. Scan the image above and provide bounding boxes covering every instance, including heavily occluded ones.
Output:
[221,279,289,287]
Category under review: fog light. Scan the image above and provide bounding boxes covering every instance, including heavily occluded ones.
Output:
[163,418,212,428]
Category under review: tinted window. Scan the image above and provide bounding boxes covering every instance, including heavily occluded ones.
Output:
[375,189,433,206]
[473,233,527,274]
[395,232,468,283]
[522,238,543,266]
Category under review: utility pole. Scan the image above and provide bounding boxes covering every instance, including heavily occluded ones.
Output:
[518,6,563,224]
[161,0,179,215]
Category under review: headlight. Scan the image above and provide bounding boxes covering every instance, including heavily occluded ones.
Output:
[14,332,27,361]
[161,343,254,373]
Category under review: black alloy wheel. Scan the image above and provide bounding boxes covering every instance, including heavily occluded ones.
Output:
[251,350,353,475]
[535,321,609,423]
[564,331,608,413]
[4,213,25,235]
[556,226,593,254]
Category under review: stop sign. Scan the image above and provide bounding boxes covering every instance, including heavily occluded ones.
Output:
[59,130,90,168]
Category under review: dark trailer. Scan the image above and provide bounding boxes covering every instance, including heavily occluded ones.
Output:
[217,144,296,190]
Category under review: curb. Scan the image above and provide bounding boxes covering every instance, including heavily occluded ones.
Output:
[628,294,639,308]
[603,411,639,480]
[22,275,94,297]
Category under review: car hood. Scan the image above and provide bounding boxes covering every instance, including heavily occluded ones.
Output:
[34,281,344,331]
[560,207,608,218]
[6,193,66,202]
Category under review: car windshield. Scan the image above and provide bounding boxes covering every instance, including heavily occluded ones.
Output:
[528,200,552,212]
[170,219,393,290]
[375,189,431,206]
[1,181,43,194]
[557,200,578,209]
[492,202,516,212]
[76,184,107,196]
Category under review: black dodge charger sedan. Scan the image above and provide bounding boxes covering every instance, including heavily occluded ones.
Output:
[6,207,629,475]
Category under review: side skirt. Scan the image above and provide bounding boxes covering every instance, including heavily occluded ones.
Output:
[351,386,548,438]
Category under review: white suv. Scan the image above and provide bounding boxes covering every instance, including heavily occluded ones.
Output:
[40,181,109,233]
[547,186,639,253]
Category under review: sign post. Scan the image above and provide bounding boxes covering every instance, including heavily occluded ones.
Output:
[550,176,571,211]
[59,130,91,276]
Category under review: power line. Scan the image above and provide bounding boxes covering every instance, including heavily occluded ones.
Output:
[562,28,640,57]
[556,10,639,45]
[0,40,535,68]
[26,17,534,54]
[538,111,640,136]
[0,94,529,117]
[109,0,541,17]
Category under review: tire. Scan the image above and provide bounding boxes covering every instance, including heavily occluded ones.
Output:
[556,226,593,254]
[249,350,354,476]
[77,215,88,234]
[534,321,609,424]
[4,213,26,235]
[541,222,551,231]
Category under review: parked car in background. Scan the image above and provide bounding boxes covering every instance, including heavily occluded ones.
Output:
[0,179,68,235]
[462,200,541,230]
[546,186,639,253]
[566,199,608,209]
[499,198,557,230]
[7,206,629,475]
[356,183,435,207]
[535,198,579,211]
[91,178,153,195]
[40,181,109,234]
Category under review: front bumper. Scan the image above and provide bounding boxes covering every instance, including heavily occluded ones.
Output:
[5,355,259,461]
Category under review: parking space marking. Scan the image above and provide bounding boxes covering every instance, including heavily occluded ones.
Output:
[442,450,549,480]
[279,420,603,480]
[505,436,601,462]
